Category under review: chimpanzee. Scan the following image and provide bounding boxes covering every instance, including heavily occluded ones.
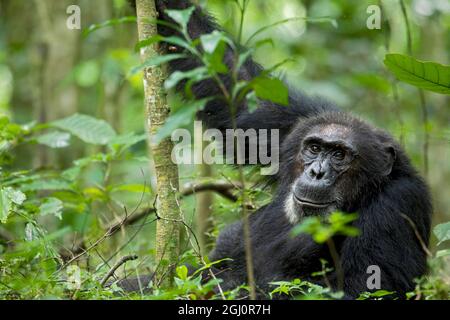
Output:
[121,0,432,299]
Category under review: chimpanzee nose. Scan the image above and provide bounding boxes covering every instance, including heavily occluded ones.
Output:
[309,167,325,180]
[308,162,326,180]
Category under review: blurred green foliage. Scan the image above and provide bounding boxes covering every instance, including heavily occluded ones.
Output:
[0,0,448,299]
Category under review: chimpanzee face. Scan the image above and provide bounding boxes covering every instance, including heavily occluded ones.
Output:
[284,121,396,224]
[284,124,355,221]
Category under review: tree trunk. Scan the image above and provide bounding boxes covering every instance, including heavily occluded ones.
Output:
[196,161,214,255]
[135,0,181,287]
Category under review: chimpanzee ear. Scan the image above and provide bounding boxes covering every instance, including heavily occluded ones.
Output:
[381,145,397,176]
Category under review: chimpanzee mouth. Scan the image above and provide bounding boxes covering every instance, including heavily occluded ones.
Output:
[293,194,334,208]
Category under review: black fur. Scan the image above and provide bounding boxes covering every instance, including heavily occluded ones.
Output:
[122,0,432,299]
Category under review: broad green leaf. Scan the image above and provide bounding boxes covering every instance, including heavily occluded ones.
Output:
[237,49,254,72]
[164,67,208,90]
[52,114,116,145]
[200,31,230,54]
[166,7,195,31]
[384,54,450,95]
[136,35,191,52]
[200,31,232,74]
[39,197,64,220]
[133,156,151,163]
[153,98,211,145]
[135,35,164,52]
[434,222,450,245]
[83,187,107,201]
[192,258,232,276]
[25,223,39,241]
[36,131,71,148]
[5,187,26,205]
[83,16,137,37]
[254,38,275,49]
[205,41,228,74]
[108,132,147,149]
[62,166,82,181]
[110,184,151,194]
[436,249,450,258]
[357,290,395,300]
[251,77,289,106]
[0,187,26,223]
[0,188,12,223]
[161,36,193,50]
[22,179,72,192]
[176,265,189,280]
[246,91,259,113]
[128,53,187,76]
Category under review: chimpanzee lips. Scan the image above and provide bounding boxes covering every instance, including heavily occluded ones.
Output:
[293,194,334,208]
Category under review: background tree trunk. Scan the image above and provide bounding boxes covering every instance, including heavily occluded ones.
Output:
[135,0,181,287]
[196,161,214,255]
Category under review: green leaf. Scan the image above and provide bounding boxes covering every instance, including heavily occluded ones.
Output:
[251,77,289,106]
[25,223,39,241]
[160,36,193,50]
[134,35,164,52]
[52,114,116,145]
[434,222,450,245]
[357,290,395,300]
[384,54,450,95]
[110,184,151,194]
[0,188,12,224]
[236,49,254,71]
[36,131,71,148]
[164,67,208,90]
[108,132,147,149]
[205,41,228,74]
[0,187,26,223]
[436,249,450,258]
[128,53,187,76]
[74,60,100,88]
[6,187,26,205]
[22,179,71,192]
[200,31,229,54]
[83,16,137,37]
[200,31,232,74]
[176,265,189,280]
[39,198,64,220]
[246,91,259,113]
[166,7,195,31]
[153,98,211,145]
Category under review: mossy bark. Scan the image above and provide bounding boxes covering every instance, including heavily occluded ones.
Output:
[135,0,181,287]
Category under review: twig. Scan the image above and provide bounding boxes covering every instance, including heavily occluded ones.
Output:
[100,255,139,287]
[326,238,344,292]
[107,207,156,234]
[173,191,227,300]
[400,213,432,258]
[105,180,252,234]
[181,181,241,202]
[400,0,429,177]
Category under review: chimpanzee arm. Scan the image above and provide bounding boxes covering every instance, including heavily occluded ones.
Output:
[150,0,338,135]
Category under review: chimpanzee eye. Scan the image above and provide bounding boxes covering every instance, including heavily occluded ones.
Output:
[309,144,321,153]
[333,150,345,160]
